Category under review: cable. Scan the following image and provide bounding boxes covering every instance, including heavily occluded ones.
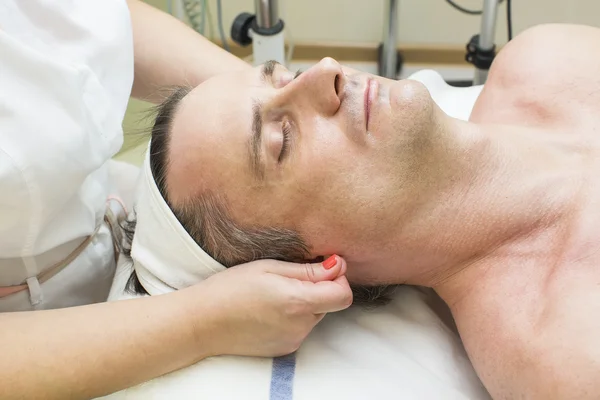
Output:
[216,0,230,52]
[446,0,484,15]
[506,0,513,41]
[182,0,206,35]
[200,0,207,35]
[286,29,295,66]
[446,0,513,42]
[445,0,505,16]
[280,0,295,65]
[205,1,215,42]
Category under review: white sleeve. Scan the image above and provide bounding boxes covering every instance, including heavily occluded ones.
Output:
[0,30,124,256]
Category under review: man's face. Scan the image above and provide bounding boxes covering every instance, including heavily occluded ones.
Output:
[166,58,439,283]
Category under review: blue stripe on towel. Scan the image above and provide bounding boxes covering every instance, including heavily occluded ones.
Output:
[269,353,297,400]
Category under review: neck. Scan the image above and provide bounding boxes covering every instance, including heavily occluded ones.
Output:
[366,109,583,302]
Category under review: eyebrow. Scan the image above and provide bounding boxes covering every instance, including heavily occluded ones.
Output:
[261,60,279,82]
[250,100,265,180]
[249,60,280,181]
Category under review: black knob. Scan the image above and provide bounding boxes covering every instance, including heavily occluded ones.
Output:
[231,12,255,46]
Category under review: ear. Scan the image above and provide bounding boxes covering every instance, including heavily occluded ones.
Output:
[307,255,325,263]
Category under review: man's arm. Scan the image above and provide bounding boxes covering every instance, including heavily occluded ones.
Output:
[126,0,250,103]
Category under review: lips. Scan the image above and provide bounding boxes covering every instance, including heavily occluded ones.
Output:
[364,78,378,131]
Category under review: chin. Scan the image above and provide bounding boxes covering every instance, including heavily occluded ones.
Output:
[390,79,433,112]
[384,79,434,139]
[367,79,432,141]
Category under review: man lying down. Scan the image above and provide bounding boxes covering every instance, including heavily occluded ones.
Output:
[116,23,600,399]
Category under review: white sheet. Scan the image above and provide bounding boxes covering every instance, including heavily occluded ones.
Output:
[101,70,489,400]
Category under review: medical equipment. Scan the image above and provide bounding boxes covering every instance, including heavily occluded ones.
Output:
[449,0,513,85]
[380,0,513,84]
[231,0,286,66]
[446,0,512,41]
[379,0,403,78]
[171,0,229,51]
[465,0,499,85]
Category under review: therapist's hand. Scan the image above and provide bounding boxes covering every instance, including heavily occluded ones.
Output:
[187,255,352,358]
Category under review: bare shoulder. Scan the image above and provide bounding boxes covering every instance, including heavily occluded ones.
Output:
[489,24,600,87]
[471,24,600,125]
[452,273,600,399]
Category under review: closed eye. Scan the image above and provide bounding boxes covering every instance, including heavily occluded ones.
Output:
[278,120,292,163]
[276,70,301,163]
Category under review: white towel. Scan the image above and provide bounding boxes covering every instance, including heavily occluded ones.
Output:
[129,146,226,295]
[105,272,490,400]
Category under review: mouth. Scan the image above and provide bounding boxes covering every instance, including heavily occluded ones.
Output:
[364,78,379,131]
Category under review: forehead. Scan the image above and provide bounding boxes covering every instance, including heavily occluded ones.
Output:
[166,67,260,204]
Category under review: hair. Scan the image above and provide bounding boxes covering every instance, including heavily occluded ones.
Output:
[121,87,396,307]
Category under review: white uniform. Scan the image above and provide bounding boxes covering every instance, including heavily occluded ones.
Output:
[0,0,134,311]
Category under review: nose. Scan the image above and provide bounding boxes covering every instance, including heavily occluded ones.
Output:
[293,57,344,115]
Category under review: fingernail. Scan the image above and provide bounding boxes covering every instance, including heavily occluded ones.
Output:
[323,254,338,269]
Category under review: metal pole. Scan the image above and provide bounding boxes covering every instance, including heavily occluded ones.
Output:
[381,0,399,79]
[251,0,285,66]
[254,0,279,29]
[474,0,500,85]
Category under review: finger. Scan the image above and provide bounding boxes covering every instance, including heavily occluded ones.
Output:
[304,274,353,314]
[264,255,347,283]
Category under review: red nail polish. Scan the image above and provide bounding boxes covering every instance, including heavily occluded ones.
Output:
[323,255,338,269]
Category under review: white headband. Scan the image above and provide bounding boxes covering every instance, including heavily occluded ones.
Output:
[131,144,226,295]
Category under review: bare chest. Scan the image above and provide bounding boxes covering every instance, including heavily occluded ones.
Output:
[455,25,600,398]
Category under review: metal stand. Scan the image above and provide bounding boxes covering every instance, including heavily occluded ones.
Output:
[231,0,286,66]
[378,0,403,78]
[466,0,500,85]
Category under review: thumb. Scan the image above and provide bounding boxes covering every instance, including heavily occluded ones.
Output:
[265,255,347,283]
